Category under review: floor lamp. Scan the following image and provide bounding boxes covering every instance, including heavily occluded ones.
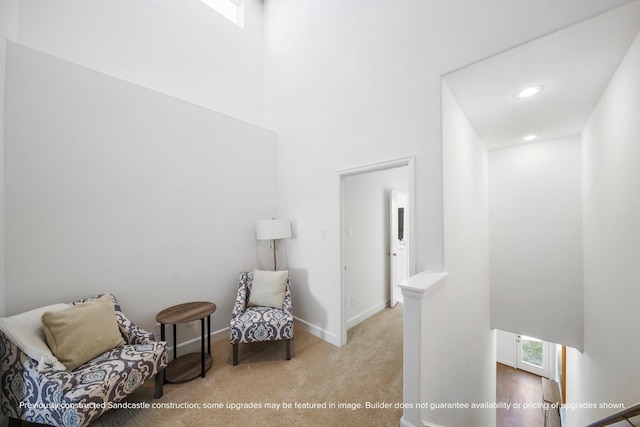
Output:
[256,219,291,271]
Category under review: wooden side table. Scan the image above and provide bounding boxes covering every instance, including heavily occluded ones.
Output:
[156,301,217,383]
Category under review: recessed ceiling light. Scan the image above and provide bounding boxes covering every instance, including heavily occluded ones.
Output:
[514,86,544,99]
[522,134,539,142]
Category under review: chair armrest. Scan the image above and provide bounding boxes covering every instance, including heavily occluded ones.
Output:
[282,285,293,316]
[231,272,251,318]
[0,330,75,420]
[115,311,156,345]
[36,364,76,391]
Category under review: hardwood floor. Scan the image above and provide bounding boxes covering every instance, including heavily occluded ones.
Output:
[497,362,546,427]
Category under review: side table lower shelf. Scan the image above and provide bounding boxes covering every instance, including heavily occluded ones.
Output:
[165,353,213,383]
[155,301,217,384]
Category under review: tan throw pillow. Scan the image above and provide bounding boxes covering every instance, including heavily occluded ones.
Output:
[41,294,125,371]
[248,269,289,310]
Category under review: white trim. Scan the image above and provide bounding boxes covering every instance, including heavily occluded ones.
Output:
[398,270,448,295]
[400,416,416,427]
[338,155,416,347]
[293,316,340,347]
[400,270,448,427]
[336,156,415,176]
[166,318,341,355]
[346,299,388,330]
[496,357,516,369]
[400,416,449,427]
[165,326,230,355]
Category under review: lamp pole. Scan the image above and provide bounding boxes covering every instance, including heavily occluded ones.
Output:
[272,239,277,270]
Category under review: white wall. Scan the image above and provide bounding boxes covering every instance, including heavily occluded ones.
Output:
[4,43,278,338]
[490,136,583,351]
[428,83,494,426]
[496,330,517,368]
[16,0,266,126]
[343,167,407,328]
[262,0,630,349]
[0,0,19,318]
[566,30,640,427]
[2,6,637,424]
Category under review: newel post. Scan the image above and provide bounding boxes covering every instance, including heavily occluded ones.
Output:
[398,271,448,427]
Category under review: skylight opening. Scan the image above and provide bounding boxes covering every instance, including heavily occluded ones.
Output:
[201,0,244,28]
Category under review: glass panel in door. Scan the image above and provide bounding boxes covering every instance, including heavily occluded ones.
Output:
[516,335,549,377]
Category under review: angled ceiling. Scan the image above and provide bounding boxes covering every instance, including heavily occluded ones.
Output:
[444,1,640,151]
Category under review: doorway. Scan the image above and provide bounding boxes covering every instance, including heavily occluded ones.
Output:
[496,329,553,378]
[339,156,415,346]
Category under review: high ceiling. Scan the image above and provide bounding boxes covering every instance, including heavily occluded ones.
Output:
[444,1,640,151]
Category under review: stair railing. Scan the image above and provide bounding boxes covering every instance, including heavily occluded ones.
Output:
[586,402,640,427]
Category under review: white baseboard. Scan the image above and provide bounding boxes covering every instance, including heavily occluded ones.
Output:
[293,315,340,347]
[497,358,516,368]
[210,327,229,342]
[400,416,444,427]
[167,327,229,355]
[400,416,415,427]
[167,317,341,354]
[347,299,388,329]
[400,416,448,427]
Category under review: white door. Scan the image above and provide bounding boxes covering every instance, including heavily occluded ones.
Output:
[389,190,408,308]
[390,190,399,307]
[516,334,550,378]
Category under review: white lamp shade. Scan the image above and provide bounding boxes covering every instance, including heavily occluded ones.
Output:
[256,219,291,240]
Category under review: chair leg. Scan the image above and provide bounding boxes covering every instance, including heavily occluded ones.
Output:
[286,339,292,360]
[154,368,165,398]
[233,343,238,366]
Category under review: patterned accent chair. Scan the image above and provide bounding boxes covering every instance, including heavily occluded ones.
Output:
[229,271,293,365]
[0,295,167,427]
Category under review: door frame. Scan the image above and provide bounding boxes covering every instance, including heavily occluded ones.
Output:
[338,155,415,346]
[496,329,554,378]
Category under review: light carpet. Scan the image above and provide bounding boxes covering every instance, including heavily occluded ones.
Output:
[90,304,404,427]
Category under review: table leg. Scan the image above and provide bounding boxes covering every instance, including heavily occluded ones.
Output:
[173,323,177,361]
[160,324,167,384]
[200,317,205,377]
[207,315,211,354]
